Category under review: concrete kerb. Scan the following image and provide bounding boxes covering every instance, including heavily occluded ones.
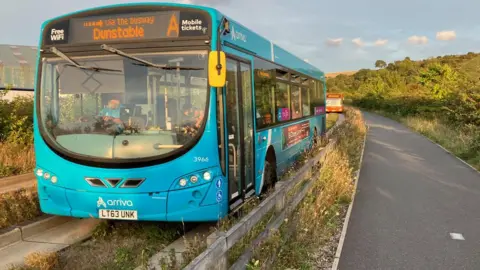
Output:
[20,216,72,240]
[0,216,73,249]
[183,114,346,270]
[0,173,35,188]
[0,228,21,249]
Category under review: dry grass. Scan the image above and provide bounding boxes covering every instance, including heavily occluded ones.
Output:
[326,113,340,130]
[45,221,184,270]
[400,116,479,170]
[8,222,200,270]
[0,142,35,177]
[372,110,480,170]
[24,252,59,270]
[248,107,366,269]
[156,230,211,270]
[153,200,273,270]
[227,209,276,267]
[0,185,41,230]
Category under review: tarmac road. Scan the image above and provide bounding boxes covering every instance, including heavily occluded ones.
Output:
[338,112,480,270]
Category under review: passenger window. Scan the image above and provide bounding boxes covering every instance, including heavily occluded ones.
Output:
[309,80,316,115]
[275,81,290,122]
[254,61,276,129]
[310,79,325,115]
[301,86,310,116]
[290,85,302,119]
[317,80,325,106]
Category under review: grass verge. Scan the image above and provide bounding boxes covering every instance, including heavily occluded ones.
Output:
[245,107,366,269]
[0,185,41,230]
[60,221,187,270]
[366,109,480,170]
[8,221,189,270]
[326,113,340,130]
[0,143,35,178]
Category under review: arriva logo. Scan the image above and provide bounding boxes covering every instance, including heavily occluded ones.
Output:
[97,197,134,208]
[97,197,107,208]
[230,26,247,43]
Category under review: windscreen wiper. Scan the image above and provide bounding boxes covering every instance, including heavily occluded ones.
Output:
[100,44,204,71]
[50,47,122,72]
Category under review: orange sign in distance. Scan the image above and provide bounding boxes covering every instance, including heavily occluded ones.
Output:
[327,93,343,98]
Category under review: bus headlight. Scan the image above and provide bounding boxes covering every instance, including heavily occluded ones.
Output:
[43,172,51,180]
[36,169,43,177]
[190,175,199,184]
[179,178,188,187]
[203,172,212,181]
[51,176,58,184]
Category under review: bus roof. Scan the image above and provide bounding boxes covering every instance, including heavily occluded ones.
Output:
[40,2,325,81]
[218,12,325,80]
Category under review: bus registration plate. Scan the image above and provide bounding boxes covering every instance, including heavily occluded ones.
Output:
[99,209,138,220]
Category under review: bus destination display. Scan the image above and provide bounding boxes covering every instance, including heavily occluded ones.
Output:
[45,10,210,45]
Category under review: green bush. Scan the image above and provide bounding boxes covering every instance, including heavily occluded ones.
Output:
[0,91,35,177]
[0,92,34,146]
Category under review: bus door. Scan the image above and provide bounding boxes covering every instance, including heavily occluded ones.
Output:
[225,57,255,210]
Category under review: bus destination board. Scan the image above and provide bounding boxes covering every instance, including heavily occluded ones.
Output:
[44,10,210,45]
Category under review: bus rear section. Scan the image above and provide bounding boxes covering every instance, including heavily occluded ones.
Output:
[33,4,230,222]
[326,93,344,113]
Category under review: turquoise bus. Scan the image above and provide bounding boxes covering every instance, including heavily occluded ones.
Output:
[33,2,327,222]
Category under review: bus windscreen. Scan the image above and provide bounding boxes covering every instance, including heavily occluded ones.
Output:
[326,98,342,107]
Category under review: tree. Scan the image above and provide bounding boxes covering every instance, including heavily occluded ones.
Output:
[375,60,387,69]
[418,63,458,100]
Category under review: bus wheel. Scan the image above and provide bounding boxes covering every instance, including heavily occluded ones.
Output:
[262,159,277,194]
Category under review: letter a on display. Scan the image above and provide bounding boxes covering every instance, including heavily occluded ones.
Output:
[167,14,179,37]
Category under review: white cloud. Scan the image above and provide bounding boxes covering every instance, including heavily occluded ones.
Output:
[408,35,428,45]
[436,30,456,41]
[374,39,388,46]
[326,38,343,47]
[352,38,364,47]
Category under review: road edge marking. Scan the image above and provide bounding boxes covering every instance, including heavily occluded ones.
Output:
[424,136,479,175]
[331,123,368,270]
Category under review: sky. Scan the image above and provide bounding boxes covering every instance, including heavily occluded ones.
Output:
[1,0,479,72]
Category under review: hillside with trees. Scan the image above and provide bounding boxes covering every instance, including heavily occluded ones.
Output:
[327,52,480,169]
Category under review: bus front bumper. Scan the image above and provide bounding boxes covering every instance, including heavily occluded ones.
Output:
[37,179,226,222]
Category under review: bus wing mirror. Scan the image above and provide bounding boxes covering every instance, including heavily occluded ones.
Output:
[208,51,226,87]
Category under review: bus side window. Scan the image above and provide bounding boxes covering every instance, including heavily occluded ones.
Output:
[290,85,301,119]
[275,81,290,122]
[253,60,276,129]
